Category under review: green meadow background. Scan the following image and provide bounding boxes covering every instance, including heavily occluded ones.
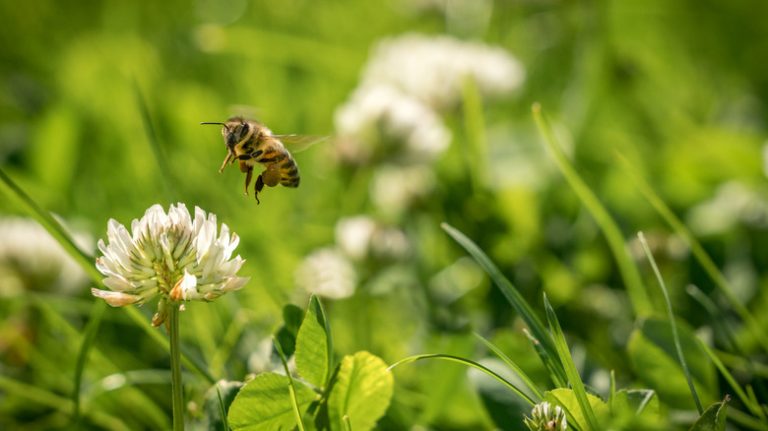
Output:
[2,0,768,429]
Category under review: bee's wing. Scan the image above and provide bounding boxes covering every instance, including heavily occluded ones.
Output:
[273,134,328,153]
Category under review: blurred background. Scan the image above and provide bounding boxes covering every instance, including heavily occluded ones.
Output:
[2,0,768,429]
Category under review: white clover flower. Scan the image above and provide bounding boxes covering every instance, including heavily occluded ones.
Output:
[524,401,568,431]
[334,84,451,165]
[335,215,410,262]
[295,247,356,300]
[91,203,249,326]
[0,217,90,296]
[361,33,524,109]
[335,216,377,261]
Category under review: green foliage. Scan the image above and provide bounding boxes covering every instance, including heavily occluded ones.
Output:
[544,388,608,431]
[229,296,393,431]
[227,372,317,431]
[627,318,716,409]
[295,295,332,388]
[328,351,393,431]
[689,397,729,431]
[2,1,768,429]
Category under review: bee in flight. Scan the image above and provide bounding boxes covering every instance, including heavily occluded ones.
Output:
[201,117,321,204]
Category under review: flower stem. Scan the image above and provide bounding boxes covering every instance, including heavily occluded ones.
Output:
[169,303,184,431]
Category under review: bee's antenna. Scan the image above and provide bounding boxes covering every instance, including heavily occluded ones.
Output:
[200,122,225,125]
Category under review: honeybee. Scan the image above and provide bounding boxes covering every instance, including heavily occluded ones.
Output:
[202,117,321,203]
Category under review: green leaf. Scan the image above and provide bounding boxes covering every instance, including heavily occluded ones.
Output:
[295,295,332,388]
[545,388,608,431]
[274,304,305,359]
[628,318,716,409]
[228,372,317,431]
[689,397,729,431]
[328,351,393,431]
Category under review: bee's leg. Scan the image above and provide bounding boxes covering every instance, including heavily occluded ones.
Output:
[254,174,264,204]
[243,167,253,195]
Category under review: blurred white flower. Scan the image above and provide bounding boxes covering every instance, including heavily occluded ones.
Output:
[688,181,768,235]
[524,401,568,431]
[335,216,377,261]
[361,33,524,109]
[335,215,411,261]
[91,203,249,326]
[295,247,356,299]
[0,217,90,296]
[334,84,451,165]
[371,164,436,217]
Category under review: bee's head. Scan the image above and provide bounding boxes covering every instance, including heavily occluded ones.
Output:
[202,117,252,151]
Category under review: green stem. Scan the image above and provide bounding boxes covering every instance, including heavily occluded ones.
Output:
[169,304,184,431]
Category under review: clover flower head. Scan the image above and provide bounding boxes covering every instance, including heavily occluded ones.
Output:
[524,401,568,431]
[295,247,357,300]
[91,203,249,326]
[361,33,525,109]
[334,84,451,165]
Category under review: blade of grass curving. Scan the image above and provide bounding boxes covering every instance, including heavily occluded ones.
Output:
[0,375,131,431]
[0,168,99,279]
[637,232,703,414]
[531,104,652,317]
[441,222,565,384]
[635,390,656,416]
[33,298,170,429]
[273,335,307,431]
[543,294,600,430]
[697,337,766,421]
[216,385,232,431]
[474,332,544,401]
[686,285,740,352]
[388,353,536,406]
[461,75,490,192]
[615,152,768,353]
[133,80,173,201]
[728,408,768,431]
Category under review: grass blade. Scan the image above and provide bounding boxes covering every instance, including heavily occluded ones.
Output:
[389,353,536,406]
[637,232,703,414]
[543,294,600,430]
[462,75,490,191]
[531,104,653,317]
[133,80,173,201]
[697,338,766,421]
[273,335,307,431]
[474,332,544,401]
[0,375,132,431]
[441,222,566,384]
[615,151,768,353]
[0,168,99,280]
